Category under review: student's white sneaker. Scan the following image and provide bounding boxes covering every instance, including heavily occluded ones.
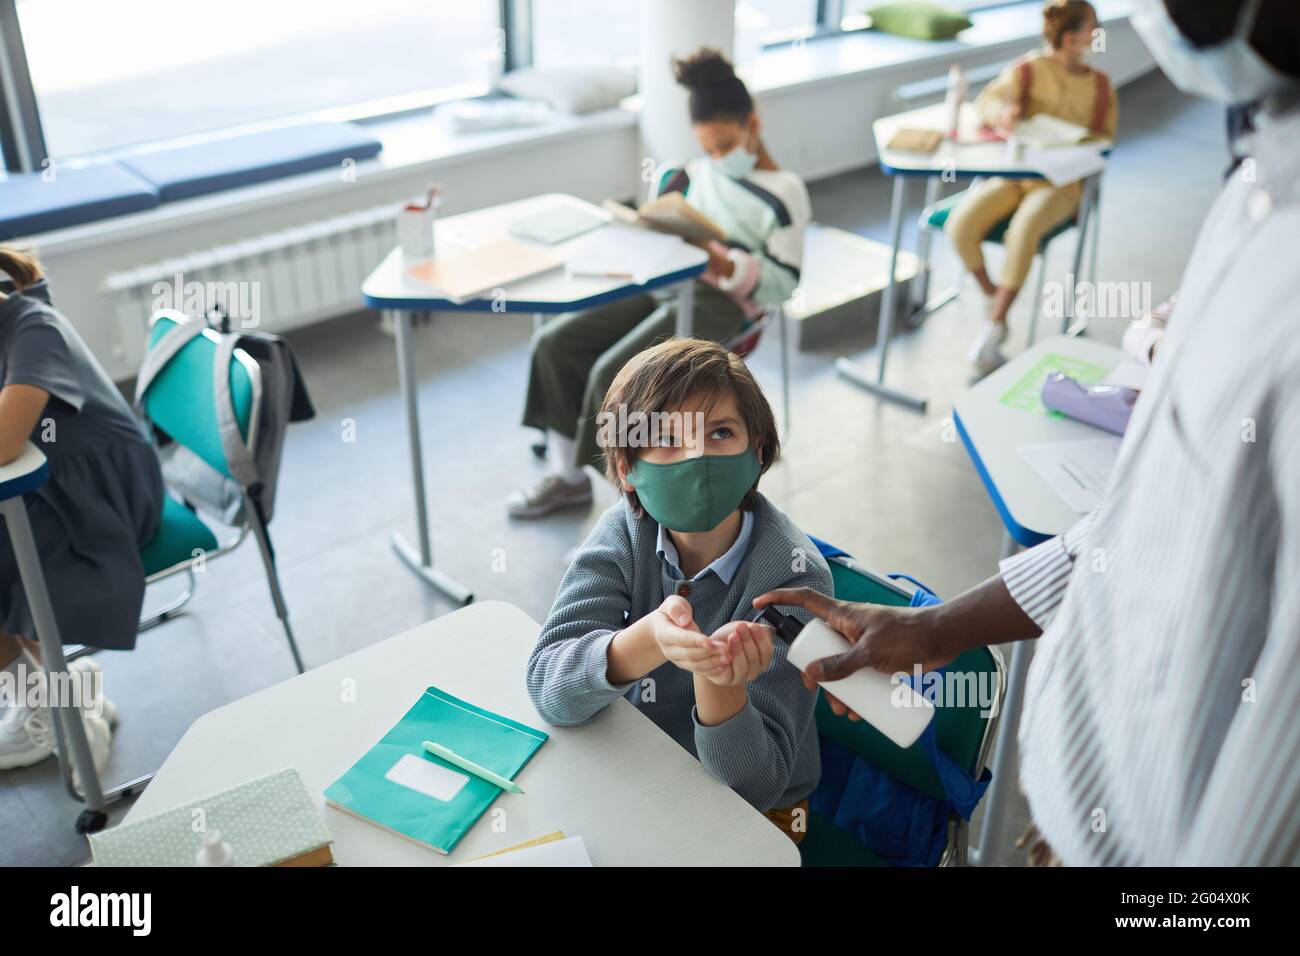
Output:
[969,319,1009,375]
[0,703,56,769]
[0,699,113,791]
[507,473,593,519]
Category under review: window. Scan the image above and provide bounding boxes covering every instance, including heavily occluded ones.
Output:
[15,0,501,159]
[530,0,640,68]
[735,0,819,65]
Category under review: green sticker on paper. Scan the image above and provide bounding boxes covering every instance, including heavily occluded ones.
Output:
[999,353,1109,417]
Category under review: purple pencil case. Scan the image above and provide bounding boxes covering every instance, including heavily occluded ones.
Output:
[1040,372,1138,436]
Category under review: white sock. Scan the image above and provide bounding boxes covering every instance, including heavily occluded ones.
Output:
[546,430,586,483]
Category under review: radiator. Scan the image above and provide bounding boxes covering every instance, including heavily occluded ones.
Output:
[103,203,399,350]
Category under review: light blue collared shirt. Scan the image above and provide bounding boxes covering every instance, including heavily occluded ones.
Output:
[656,510,754,585]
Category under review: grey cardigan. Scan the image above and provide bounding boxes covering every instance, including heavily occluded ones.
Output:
[526,494,832,811]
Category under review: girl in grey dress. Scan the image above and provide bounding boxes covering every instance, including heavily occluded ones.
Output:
[0,248,163,769]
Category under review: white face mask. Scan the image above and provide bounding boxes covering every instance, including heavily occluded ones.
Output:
[1131,0,1296,105]
[713,128,758,179]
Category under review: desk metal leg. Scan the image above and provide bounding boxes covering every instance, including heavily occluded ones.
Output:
[389,310,474,605]
[675,279,695,338]
[1064,176,1098,338]
[1,498,109,830]
[970,529,1032,866]
[909,176,942,314]
[836,175,928,412]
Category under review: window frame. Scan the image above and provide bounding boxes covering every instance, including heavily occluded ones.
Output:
[0,0,1026,172]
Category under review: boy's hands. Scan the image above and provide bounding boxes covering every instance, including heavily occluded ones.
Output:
[650,596,725,674]
[700,620,774,687]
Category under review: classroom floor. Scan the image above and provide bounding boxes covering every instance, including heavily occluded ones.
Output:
[2,71,1228,867]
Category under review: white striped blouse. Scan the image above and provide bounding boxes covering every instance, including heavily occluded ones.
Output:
[998,98,1300,866]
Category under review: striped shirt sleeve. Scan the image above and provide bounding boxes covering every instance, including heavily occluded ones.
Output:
[999,510,1099,629]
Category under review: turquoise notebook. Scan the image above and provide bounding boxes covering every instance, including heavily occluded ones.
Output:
[324,686,548,855]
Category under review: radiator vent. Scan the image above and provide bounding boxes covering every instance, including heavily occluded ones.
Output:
[104,203,399,352]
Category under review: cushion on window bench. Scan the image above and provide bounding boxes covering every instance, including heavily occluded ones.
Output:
[0,163,159,240]
[119,121,383,202]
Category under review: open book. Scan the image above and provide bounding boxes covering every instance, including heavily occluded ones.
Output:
[1013,113,1091,148]
[602,192,727,245]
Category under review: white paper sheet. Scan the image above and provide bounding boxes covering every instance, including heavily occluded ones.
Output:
[1019,436,1122,513]
[564,223,685,285]
[1101,358,1149,391]
[385,753,470,803]
[457,835,594,867]
[1025,144,1107,187]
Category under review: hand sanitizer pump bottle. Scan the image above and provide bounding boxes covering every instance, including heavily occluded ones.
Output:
[760,606,936,748]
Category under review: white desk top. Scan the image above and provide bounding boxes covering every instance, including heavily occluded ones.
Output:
[124,601,800,867]
[0,442,48,503]
[362,193,708,313]
[953,335,1136,545]
[874,102,1111,179]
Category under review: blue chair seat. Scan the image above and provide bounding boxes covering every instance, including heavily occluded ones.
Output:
[140,496,219,577]
[0,163,159,240]
[121,122,383,202]
[923,190,1076,247]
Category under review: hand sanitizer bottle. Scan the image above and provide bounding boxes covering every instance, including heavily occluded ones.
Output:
[760,607,936,748]
[195,829,235,867]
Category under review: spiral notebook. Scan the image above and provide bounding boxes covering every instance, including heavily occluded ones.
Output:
[323,687,548,855]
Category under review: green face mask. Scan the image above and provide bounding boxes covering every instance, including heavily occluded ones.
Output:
[629,448,761,533]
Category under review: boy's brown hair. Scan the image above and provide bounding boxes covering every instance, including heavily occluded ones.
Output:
[599,338,779,518]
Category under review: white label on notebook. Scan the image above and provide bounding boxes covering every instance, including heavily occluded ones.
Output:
[385,753,470,802]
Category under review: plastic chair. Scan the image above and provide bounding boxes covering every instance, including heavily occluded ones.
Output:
[797,553,1005,867]
[133,310,305,673]
[917,174,1102,344]
[725,302,791,437]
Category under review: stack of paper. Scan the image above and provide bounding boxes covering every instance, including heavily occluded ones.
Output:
[564,222,685,285]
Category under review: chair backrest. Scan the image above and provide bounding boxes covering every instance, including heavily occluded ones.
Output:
[140,312,260,481]
[816,555,1002,803]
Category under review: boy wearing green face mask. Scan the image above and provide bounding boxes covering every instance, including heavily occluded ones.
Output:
[526,339,832,841]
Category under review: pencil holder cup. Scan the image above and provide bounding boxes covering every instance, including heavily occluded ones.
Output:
[398,203,437,259]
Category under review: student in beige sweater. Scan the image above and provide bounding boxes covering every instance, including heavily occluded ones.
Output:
[946,0,1118,374]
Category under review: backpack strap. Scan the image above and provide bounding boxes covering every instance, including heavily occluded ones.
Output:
[212,334,260,491]
[133,315,209,412]
[1017,59,1033,118]
[1090,70,1112,135]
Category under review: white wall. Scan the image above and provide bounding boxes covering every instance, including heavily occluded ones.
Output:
[30,16,1155,382]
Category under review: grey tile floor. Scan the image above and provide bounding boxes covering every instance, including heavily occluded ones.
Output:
[1,71,1226,866]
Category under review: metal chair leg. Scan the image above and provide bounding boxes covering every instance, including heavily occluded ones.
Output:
[138,568,198,631]
[244,493,305,674]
